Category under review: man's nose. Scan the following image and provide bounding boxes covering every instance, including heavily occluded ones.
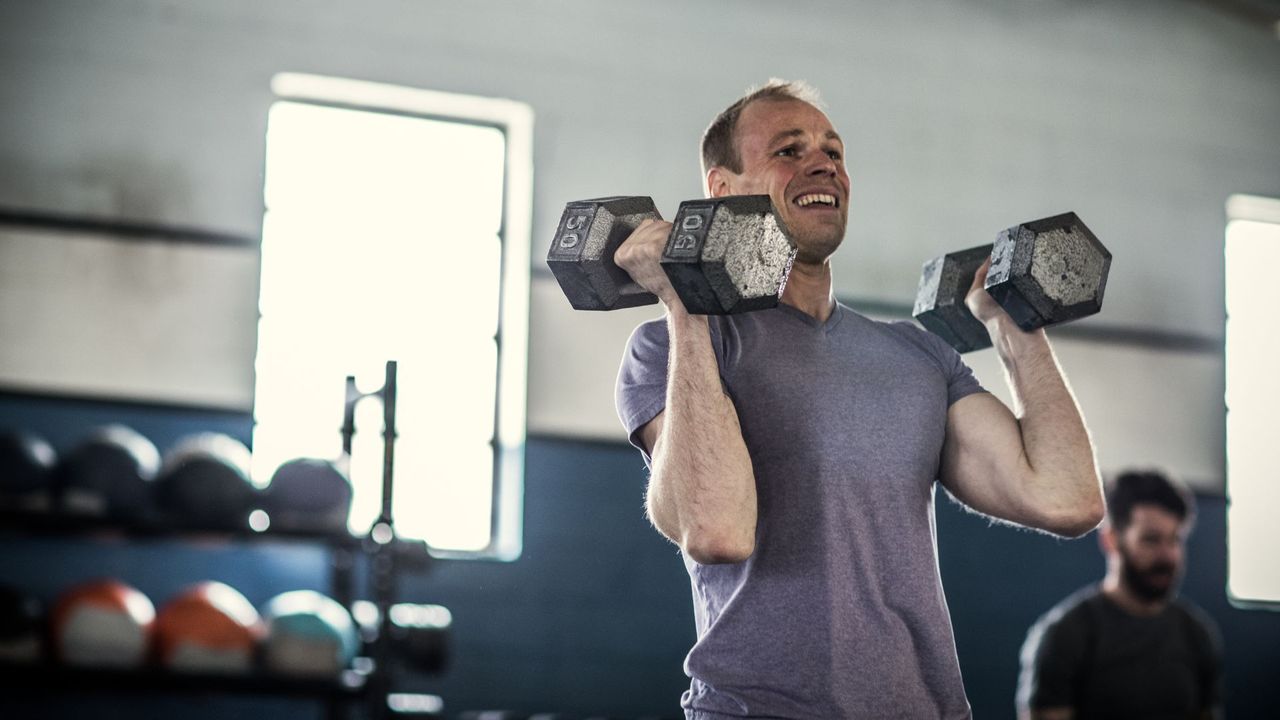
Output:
[805,152,838,176]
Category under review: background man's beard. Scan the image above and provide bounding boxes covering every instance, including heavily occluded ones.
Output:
[1118,544,1178,603]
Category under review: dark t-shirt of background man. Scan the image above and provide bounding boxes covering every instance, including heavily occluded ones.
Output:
[1017,584,1223,720]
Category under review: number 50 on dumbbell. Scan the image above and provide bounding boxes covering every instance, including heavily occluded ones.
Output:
[546,196,798,315]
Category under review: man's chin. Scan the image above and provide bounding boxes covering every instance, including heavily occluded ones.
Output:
[790,230,846,265]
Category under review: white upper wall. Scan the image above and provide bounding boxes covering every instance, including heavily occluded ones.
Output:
[1,0,1277,490]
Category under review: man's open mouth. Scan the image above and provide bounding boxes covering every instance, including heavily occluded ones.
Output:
[794,193,839,208]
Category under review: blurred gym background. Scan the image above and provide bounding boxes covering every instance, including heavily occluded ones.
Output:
[1,1,1278,718]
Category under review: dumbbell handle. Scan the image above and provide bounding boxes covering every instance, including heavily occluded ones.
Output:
[609,280,660,309]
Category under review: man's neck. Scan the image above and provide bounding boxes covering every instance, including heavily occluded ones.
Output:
[1100,575,1170,617]
[779,259,836,322]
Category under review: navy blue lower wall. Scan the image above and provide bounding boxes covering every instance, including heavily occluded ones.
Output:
[2,393,1277,718]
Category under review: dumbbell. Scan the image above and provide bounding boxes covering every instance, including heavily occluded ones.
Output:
[546,195,796,314]
[913,212,1112,353]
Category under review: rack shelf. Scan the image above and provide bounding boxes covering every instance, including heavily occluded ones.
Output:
[0,509,361,546]
[0,659,373,700]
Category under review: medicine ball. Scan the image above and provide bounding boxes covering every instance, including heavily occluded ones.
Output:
[56,424,160,521]
[0,430,57,511]
[154,434,258,530]
[261,589,359,677]
[262,458,354,534]
[0,584,43,663]
[154,580,262,674]
[50,578,155,668]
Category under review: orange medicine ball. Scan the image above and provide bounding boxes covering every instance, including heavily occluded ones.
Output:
[51,578,155,668]
[154,581,263,673]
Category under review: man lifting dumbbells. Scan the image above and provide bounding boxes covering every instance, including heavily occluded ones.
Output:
[554,80,1107,718]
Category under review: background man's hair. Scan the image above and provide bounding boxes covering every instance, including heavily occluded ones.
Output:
[1106,469,1195,531]
[701,79,825,177]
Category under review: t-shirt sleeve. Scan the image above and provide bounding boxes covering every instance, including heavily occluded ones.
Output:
[1016,607,1089,711]
[890,321,986,406]
[939,342,985,407]
[615,319,670,463]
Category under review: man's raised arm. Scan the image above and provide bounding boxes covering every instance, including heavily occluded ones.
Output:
[940,260,1105,537]
[618,219,757,564]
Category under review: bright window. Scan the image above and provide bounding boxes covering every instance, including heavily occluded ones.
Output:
[252,74,532,558]
[1225,194,1280,606]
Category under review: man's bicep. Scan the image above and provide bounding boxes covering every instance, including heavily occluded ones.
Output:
[939,392,1034,523]
[1027,708,1073,720]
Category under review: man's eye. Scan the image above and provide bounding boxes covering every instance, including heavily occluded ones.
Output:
[775,147,797,157]
[827,150,842,161]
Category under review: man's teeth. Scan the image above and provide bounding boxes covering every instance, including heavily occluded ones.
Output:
[795,194,837,207]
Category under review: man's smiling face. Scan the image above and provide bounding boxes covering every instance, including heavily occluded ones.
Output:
[713,98,851,264]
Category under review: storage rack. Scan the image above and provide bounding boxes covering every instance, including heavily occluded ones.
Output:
[0,361,440,720]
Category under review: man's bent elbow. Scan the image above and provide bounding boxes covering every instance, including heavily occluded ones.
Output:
[683,528,755,565]
[1042,495,1105,538]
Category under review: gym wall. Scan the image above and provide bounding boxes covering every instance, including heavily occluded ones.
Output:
[2,0,1278,490]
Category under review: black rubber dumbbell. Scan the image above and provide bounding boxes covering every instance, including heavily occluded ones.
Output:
[546,195,796,315]
[913,212,1112,353]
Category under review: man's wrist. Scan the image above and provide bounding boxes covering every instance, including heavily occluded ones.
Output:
[985,314,1049,353]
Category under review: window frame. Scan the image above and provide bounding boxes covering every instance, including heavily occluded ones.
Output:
[265,73,533,560]
[1223,192,1280,608]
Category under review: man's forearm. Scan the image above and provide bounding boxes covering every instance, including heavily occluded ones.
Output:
[990,319,1104,536]
[648,306,757,563]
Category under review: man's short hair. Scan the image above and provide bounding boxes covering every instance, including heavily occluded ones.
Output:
[701,79,825,177]
[1106,469,1194,531]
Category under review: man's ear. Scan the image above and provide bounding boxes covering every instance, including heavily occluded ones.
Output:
[706,166,733,199]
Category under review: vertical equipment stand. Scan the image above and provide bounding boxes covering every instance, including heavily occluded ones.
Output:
[340,360,400,720]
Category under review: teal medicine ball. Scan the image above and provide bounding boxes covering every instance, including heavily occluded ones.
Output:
[261,590,358,677]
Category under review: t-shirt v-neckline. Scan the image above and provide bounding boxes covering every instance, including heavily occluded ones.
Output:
[775,300,844,333]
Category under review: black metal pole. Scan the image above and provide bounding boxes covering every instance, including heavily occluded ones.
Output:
[342,374,359,457]
[379,360,398,527]
[370,360,398,720]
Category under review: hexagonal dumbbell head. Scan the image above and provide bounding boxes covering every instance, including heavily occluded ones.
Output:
[985,212,1111,332]
[913,244,996,353]
[660,195,797,315]
[546,196,662,310]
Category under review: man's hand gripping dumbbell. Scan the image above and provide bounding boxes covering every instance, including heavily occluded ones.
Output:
[546,196,797,315]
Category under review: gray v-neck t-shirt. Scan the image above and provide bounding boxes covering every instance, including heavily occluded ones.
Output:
[616,302,985,719]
